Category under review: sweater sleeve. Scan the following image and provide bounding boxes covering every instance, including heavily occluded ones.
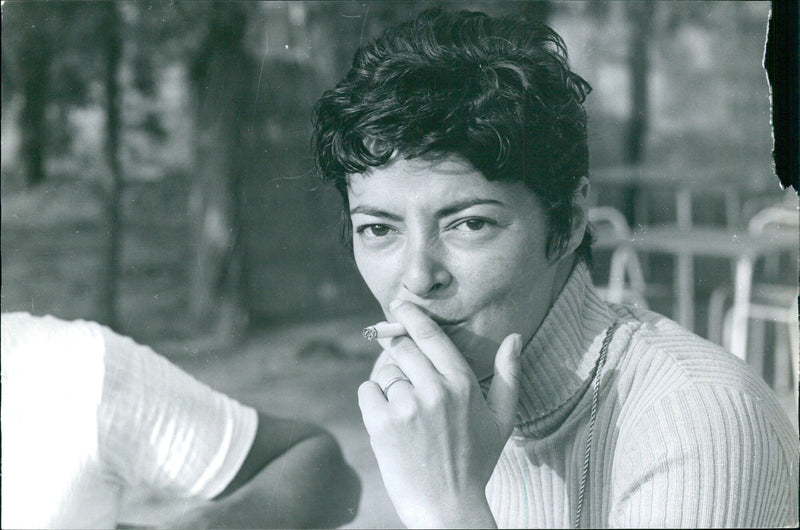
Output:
[96,323,258,500]
[609,384,799,528]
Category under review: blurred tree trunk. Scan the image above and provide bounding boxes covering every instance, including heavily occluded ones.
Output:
[100,2,123,330]
[18,25,52,186]
[625,2,654,163]
[622,2,655,225]
[187,3,251,335]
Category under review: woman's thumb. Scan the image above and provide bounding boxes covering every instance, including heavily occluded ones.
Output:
[486,333,523,436]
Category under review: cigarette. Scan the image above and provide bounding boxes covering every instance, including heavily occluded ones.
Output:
[362,322,407,340]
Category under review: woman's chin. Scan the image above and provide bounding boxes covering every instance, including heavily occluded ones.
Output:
[448,331,498,379]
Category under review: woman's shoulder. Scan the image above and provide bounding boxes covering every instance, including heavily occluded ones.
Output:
[608,303,755,383]
[603,305,795,441]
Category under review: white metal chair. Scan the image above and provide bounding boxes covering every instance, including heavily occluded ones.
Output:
[708,204,799,400]
[706,205,797,344]
[589,207,649,308]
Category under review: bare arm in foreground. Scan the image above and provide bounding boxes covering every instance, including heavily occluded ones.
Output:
[167,412,361,529]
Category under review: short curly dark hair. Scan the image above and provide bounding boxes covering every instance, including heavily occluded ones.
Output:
[313,8,593,263]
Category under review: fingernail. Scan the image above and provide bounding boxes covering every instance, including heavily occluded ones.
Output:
[389,299,404,310]
[513,334,523,356]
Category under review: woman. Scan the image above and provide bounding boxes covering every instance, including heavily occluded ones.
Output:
[312,8,798,529]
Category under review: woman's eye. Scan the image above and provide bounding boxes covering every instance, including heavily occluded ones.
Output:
[356,224,393,238]
[453,218,491,232]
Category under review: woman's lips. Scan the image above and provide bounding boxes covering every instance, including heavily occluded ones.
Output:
[413,307,466,327]
[435,320,468,337]
[390,302,467,328]
[430,316,466,327]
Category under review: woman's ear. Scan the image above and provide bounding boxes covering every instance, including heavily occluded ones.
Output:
[564,177,590,256]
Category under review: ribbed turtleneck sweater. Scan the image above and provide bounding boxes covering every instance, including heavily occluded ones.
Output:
[484,263,798,528]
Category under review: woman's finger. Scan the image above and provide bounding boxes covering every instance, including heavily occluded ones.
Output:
[485,333,523,436]
[371,363,414,401]
[382,333,442,386]
[388,300,471,377]
[357,380,387,432]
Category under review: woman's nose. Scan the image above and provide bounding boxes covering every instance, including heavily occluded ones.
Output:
[400,238,452,297]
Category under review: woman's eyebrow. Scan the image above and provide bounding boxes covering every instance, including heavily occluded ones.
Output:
[349,206,403,221]
[436,198,505,218]
[349,198,505,220]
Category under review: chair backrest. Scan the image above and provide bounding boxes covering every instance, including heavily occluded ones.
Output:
[745,204,798,286]
[588,207,647,306]
[589,206,633,239]
[747,205,798,235]
[723,201,798,347]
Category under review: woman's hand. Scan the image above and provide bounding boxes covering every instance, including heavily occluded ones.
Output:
[358,300,523,528]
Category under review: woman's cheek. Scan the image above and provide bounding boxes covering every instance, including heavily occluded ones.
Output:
[456,254,511,292]
[355,251,396,302]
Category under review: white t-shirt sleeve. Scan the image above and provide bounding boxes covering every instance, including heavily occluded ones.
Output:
[96,322,258,500]
[2,312,115,528]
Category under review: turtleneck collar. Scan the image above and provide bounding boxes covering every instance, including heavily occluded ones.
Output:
[513,261,616,437]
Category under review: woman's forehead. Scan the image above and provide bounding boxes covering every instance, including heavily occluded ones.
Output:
[346,156,539,218]
[348,156,515,197]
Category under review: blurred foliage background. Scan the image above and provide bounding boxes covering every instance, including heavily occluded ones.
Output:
[1,1,778,346]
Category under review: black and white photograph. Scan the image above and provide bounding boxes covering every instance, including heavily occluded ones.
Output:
[2,1,798,528]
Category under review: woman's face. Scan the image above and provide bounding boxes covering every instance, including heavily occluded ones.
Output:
[348,155,575,379]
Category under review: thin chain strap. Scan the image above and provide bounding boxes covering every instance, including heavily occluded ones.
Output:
[574,321,619,529]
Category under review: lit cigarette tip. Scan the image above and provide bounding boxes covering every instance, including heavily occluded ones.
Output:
[362,326,379,340]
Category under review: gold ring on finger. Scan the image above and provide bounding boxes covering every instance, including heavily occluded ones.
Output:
[381,375,411,395]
